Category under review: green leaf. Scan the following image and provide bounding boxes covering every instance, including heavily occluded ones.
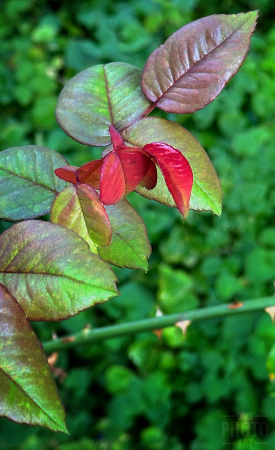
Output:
[0,220,118,321]
[50,184,112,249]
[157,264,198,314]
[55,62,152,146]
[0,146,68,221]
[0,284,68,433]
[123,117,222,215]
[98,199,151,270]
[142,12,258,113]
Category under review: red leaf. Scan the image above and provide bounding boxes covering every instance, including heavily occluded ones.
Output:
[55,166,79,184]
[78,159,104,189]
[117,149,152,194]
[100,152,125,204]
[143,142,193,218]
[139,161,157,190]
[109,125,125,147]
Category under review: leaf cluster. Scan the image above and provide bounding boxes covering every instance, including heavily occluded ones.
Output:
[1,0,274,446]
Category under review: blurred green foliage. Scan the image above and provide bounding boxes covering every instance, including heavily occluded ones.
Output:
[1,0,275,448]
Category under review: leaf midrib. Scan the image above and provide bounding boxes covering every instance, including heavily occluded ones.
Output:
[0,368,64,430]
[0,166,58,194]
[154,15,252,102]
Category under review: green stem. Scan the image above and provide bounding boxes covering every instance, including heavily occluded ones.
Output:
[43,297,275,354]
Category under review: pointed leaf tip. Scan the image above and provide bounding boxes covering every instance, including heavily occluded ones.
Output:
[123,117,222,215]
[144,142,193,218]
[0,284,68,433]
[109,126,125,147]
[142,11,258,114]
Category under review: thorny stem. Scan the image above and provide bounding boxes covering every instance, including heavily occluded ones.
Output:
[43,297,275,354]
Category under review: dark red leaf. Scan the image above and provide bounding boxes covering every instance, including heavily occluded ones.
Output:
[55,166,79,184]
[116,149,152,194]
[143,142,193,218]
[100,152,125,204]
[139,161,158,190]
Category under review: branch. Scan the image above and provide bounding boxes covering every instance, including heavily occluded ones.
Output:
[43,297,275,354]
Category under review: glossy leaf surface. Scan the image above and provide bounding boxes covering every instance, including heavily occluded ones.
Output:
[0,146,68,221]
[51,184,112,247]
[116,149,152,194]
[142,12,258,113]
[54,165,79,184]
[0,221,118,321]
[123,117,222,215]
[100,152,125,204]
[55,62,152,146]
[98,199,151,270]
[143,142,193,218]
[78,160,103,188]
[0,284,67,433]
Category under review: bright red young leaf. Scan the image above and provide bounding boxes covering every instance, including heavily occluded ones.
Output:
[143,142,193,218]
[100,152,126,205]
[54,126,193,216]
[55,165,79,184]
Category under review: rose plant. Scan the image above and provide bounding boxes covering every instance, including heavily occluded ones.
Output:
[0,12,258,433]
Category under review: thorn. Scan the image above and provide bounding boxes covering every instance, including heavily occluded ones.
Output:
[153,329,163,339]
[47,352,58,367]
[228,301,243,309]
[265,306,275,323]
[61,336,75,343]
[176,320,191,334]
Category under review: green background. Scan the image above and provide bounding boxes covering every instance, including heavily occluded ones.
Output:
[1,0,275,448]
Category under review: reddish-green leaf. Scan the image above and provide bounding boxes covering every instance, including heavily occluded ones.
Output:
[0,221,118,321]
[0,146,68,221]
[123,117,222,215]
[55,62,152,146]
[98,199,151,270]
[100,152,125,205]
[143,142,193,218]
[142,12,258,113]
[51,184,112,248]
[0,284,67,433]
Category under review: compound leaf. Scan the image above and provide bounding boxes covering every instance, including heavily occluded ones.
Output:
[98,199,151,270]
[0,284,67,433]
[55,62,152,146]
[0,146,68,221]
[142,12,258,114]
[0,220,118,321]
